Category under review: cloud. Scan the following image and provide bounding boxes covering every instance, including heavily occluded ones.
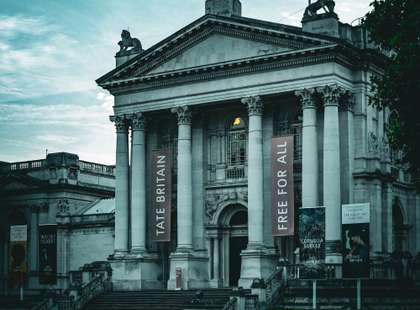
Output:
[0,15,95,101]
[0,1,373,165]
[36,134,79,145]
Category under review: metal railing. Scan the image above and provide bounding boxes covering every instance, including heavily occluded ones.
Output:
[31,298,50,310]
[265,267,286,307]
[56,275,111,310]
[222,297,237,310]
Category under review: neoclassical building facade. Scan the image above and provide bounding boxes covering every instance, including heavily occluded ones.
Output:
[96,0,420,290]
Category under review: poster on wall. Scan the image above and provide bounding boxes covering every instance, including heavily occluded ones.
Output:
[299,207,326,279]
[271,135,295,237]
[150,149,172,242]
[39,224,57,284]
[342,203,370,279]
[9,225,27,287]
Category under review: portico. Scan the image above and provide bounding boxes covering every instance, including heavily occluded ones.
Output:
[97,0,392,291]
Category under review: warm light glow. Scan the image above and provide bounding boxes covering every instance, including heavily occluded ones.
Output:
[233,117,242,126]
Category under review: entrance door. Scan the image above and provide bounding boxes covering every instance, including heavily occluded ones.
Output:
[229,236,247,287]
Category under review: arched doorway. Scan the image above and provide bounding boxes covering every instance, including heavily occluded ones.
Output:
[228,210,248,287]
[392,198,408,252]
[215,204,248,287]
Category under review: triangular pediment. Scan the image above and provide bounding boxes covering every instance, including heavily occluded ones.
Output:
[148,32,293,75]
[97,15,334,87]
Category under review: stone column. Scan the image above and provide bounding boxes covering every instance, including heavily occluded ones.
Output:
[242,95,264,249]
[339,92,356,204]
[110,115,130,255]
[318,85,345,267]
[171,106,193,251]
[239,96,276,287]
[295,88,318,208]
[130,112,147,254]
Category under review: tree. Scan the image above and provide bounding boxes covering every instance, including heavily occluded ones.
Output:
[364,0,420,189]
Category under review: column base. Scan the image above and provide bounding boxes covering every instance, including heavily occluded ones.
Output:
[167,250,209,290]
[209,279,222,288]
[109,252,162,290]
[325,240,343,278]
[238,247,277,288]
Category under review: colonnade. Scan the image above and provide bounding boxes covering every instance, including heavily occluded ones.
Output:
[110,83,354,277]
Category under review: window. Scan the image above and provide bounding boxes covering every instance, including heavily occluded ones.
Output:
[226,117,247,179]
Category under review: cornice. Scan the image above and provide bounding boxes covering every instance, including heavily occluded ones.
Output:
[107,45,341,95]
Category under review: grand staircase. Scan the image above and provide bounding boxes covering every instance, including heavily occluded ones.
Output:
[276,279,420,310]
[84,289,250,310]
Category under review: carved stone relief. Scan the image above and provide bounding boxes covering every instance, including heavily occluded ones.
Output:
[205,188,248,224]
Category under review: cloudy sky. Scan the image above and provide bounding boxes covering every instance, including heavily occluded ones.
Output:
[0,0,371,165]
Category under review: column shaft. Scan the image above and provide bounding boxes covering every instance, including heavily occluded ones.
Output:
[320,85,344,263]
[242,96,264,248]
[111,116,130,254]
[172,106,193,250]
[296,89,319,208]
[130,113,147,253]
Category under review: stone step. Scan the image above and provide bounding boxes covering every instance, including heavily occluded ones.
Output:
[83,289,237,310]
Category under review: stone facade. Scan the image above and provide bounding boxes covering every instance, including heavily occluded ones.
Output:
[0,152,115,292]
[95,0,420,290]
[2,0,419,295]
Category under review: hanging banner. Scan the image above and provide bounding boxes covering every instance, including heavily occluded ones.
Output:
[342,203,370,279]
[10,225,27,287]
[271,135,295,236]
[39,224,57,284]
[10,225,27,272]
[150,149,172,242]
[299,207,326,279]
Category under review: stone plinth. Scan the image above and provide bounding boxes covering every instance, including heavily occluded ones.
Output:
[238,248,277,288]
[109,254,162,290]
[167,251,209,289]
[302,14,339,38]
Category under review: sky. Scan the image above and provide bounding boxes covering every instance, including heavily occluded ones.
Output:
[0,0,371,165]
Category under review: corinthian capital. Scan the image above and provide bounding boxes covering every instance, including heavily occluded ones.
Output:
[341,91,356,112]
[110,115,128,132]
[242,95,263,116]
[295,88,316,109]
[129,112,146,130]
[317,84,346,107]
[171,105,192,125]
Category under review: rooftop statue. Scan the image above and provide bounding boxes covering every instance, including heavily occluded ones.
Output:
[304,0,336,19]
[117,30,143,56]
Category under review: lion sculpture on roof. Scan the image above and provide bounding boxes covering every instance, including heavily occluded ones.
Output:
[117,30,143,56]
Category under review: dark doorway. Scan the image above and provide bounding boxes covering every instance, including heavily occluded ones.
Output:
[229,236,247,287]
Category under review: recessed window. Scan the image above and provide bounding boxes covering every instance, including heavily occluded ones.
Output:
[226,116,247,179]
